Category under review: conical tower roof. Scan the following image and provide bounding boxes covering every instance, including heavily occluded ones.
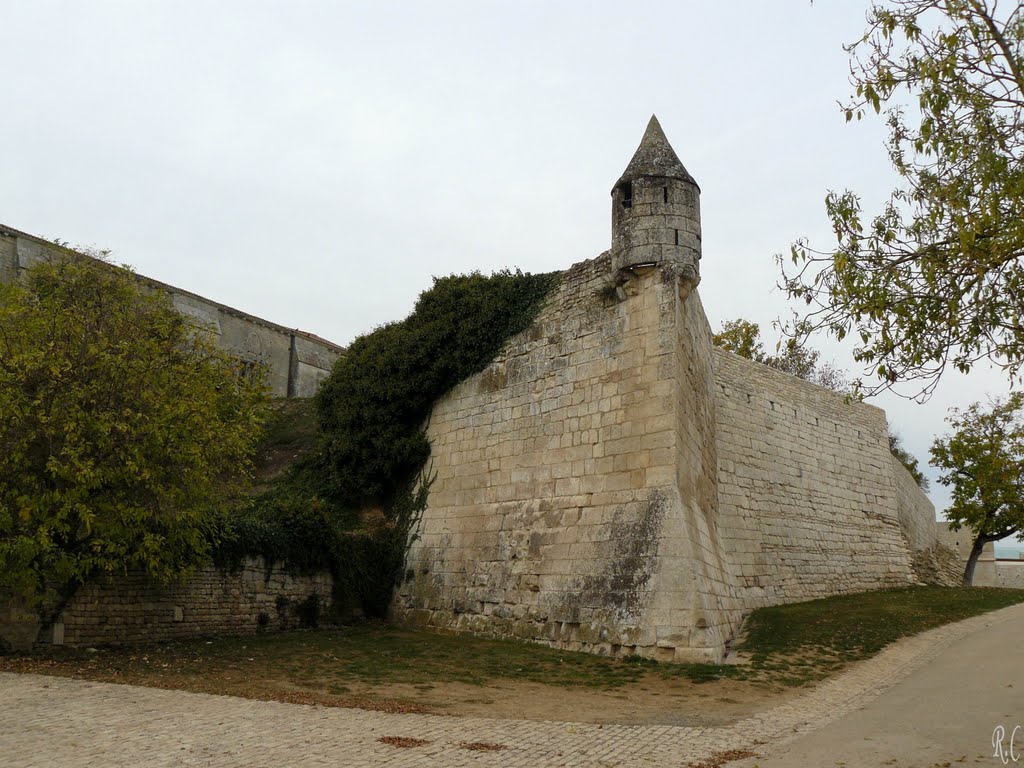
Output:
[614,115,697,189]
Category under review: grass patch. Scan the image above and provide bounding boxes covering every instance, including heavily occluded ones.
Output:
[665,585,1024,686]
[3,586,1021,714]
[0,622,658,701]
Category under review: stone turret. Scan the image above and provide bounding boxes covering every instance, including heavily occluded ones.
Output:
[611,116,701,295]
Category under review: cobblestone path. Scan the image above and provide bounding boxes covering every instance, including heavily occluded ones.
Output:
[2,603,1020,767]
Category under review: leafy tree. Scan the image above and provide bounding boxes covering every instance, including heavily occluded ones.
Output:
[781,0,1024,400]
[931,394,1024,585]
[0,256,267,628]
[223,269,559,617]
[889,430,930,490]
[713,318,851,393]
[316,269,559,511]
[712,318,765,362]
[714,317,929,488]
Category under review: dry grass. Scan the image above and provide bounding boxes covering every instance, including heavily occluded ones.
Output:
[3,586,1022,723]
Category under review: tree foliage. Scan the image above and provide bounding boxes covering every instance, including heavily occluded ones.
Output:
[781,0,1024,399]
[0,257,267,621]
[931,393,1024,584]
[889,430,930,490]
[315,269,560,511]
[223,269,560,616]
[712,318,851,393]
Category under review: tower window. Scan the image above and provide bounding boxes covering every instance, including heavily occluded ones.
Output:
[663,187,669,203]
[674,229,679,246]
[621,182,633,209]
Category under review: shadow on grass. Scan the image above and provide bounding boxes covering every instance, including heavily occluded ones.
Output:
[2,586,1022,701]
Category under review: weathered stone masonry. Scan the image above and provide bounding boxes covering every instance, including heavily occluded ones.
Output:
[0,117,954,656]
[0,559,332,651]
[0,228,344,649]
[0,225,344,398]
[393,116,954,662]
[715,350,915,606]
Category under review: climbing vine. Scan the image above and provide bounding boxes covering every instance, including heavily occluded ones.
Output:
[220,269,560,615]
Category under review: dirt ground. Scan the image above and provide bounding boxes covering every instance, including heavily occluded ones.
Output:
[0,651,795,727]
[365,676,797,726]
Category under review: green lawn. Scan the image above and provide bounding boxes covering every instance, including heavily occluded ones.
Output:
[691,585,1024,685]
[2,586,1021,712]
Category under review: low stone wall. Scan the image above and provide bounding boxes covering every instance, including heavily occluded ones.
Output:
[1,558,333,651]
[996,561,1024,589]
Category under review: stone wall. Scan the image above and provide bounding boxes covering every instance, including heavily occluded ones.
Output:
[394,255,731,662]
[393,247,950,662]
[670,291,742,658]
[996,561,1024,589]
[890,457,961,586]
[936,523,1024,588]
[0,225,343,398]
[937,523,998,586]
[0,558,332,651]
[713,349,917,608]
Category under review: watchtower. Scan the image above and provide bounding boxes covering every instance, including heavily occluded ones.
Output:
[610,116,702,294]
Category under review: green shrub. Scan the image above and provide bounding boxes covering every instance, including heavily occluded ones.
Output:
[316,269,559,509]
[221,268,560,616]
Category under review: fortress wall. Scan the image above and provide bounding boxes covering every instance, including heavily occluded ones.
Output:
[938,523,997,585]
[712,348,916,609]
[394,256,723,661]
[0,226,343,398]
[891,455,938,554]
[891,456,961,586]
[0,558,333,651]
[937,523,996,563]
[169,291,295,397]
[668,292,743,657]
[292,333,340,398]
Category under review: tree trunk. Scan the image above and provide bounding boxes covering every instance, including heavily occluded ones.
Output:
[963,536,990,586]
[34,579,80,647]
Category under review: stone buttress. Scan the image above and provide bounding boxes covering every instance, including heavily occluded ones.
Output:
[393,116,741,662]
[391,116,941,661]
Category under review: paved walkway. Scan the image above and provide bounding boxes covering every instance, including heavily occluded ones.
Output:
[734,601,1024,768]
[2,604,1022,767]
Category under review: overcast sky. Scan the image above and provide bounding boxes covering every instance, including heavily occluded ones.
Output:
[1,1,1019,526]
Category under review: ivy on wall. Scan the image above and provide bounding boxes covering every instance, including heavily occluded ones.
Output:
[220,269,560,616]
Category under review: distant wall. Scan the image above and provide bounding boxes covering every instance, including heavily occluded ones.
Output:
[996,561,1024,589]
[936,523,996,562]
[713,349,918,608]
[0,225,343,398]
[0,558,333,651]
[938,523,998,586]
[936,524,1024,588]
